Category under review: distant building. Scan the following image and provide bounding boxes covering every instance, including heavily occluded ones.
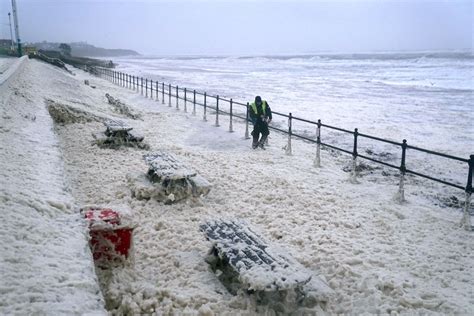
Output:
[0,39,13,48]
[0,39,14,55]
[23,45,37,54]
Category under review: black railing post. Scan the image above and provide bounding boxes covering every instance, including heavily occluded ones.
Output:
[141,77,143,95]
[314,119,322,167]
[203,92,207,121]
[286,112,292,155]
[192,90,196,115]
[150,80,153,98]
[184,88,187,112]
[466,155,473,195]
[176,86,179,110]
[397,139,408,202]
[145,79,148,97]
[350,128,359,182]
[168,84,171,106]
[156,81,159,101]
[229,98,234,132]
[245,102,250,139]
[162,82,165,104]
[463,155,474,230]
[215,95,220,127]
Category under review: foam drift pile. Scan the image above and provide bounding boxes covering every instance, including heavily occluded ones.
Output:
[1,56,473,314]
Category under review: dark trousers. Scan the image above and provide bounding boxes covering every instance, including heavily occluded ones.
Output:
[251,120,269,143]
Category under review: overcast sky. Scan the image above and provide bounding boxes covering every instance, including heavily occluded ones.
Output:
[1,0,472,55]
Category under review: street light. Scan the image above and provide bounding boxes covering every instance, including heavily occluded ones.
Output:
[8,12,14,52]
[11,0,22,56]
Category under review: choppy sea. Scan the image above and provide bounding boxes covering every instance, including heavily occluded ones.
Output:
[112,52,473,188]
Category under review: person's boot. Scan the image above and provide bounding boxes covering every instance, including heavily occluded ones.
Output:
[258,136,267,149]
[252,135,259,149]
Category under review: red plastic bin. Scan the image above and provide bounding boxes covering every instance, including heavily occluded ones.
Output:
[83,207,133,265]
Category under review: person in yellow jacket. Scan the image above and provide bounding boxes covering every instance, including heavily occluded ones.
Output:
[249,96,272,149]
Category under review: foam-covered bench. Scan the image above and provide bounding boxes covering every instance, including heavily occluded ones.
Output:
[92,119,147,149]
[127,151,211,203]
[200,219,334,313]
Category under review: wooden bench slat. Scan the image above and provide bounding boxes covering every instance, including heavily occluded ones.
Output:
[201,221,335,312]
[105,119,133,133]
[201,220,317,292]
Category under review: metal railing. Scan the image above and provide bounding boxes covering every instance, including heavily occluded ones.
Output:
[92,67,474,229]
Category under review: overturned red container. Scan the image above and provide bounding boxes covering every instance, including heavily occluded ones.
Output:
[82,207,134,266]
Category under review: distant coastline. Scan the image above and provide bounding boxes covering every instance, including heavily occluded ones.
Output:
[30,41,140,58]
[111,50,473,61]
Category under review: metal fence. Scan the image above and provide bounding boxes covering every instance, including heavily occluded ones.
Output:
[92,67,473,229]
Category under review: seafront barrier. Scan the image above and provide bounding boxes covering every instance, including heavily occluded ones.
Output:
[90,66,473,228]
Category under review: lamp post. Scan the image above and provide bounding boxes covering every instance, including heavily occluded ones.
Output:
[8,13,14,52]
[11,0,22,56]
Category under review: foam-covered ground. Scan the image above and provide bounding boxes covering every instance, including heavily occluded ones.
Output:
[0,57,106,314]
[1,57,473,314]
